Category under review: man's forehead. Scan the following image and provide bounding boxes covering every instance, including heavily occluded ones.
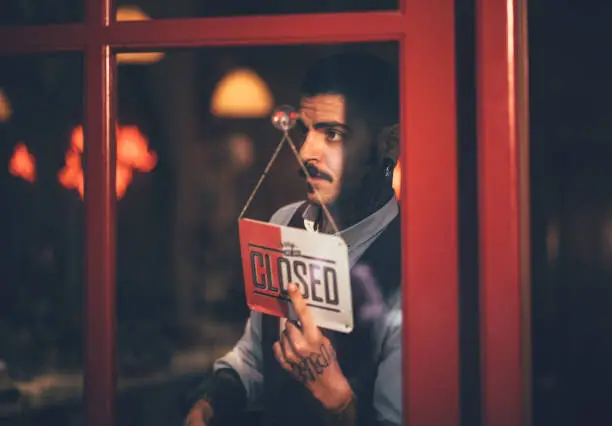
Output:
[299,94,346,124]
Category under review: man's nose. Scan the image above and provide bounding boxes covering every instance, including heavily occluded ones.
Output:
[298,131,323,162]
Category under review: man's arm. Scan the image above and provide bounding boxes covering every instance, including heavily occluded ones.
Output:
[371,301,402,426]
[212,311,264,404]
[187,311,264,422]
[186,202,304,423]
[317,305,401,426]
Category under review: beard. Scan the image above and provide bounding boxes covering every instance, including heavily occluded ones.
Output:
[330,156,394,229]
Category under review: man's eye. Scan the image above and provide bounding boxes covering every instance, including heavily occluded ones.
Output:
[325,129,343,142]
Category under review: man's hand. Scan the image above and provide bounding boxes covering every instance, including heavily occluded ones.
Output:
[184,399,214,426]
[273,283,353,412]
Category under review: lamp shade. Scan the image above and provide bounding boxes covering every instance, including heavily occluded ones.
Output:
[211,68,274,118]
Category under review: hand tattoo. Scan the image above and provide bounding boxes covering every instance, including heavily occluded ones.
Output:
[288,343,336,383]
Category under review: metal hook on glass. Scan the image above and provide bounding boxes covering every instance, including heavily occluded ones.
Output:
[271,105,299,132]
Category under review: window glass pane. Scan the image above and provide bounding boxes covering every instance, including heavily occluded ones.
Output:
[114,0,398,21]
[0,1,82,27]
[115,42,401,425]
[530,2,612,425]
[0,53,83,424]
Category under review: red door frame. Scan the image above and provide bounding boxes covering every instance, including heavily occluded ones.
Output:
[0,1,470,425]
[477,0,532,425]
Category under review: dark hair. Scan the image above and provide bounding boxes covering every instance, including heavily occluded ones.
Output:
[300,51,399,131]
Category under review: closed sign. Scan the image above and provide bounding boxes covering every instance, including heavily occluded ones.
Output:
[239,218,353,333]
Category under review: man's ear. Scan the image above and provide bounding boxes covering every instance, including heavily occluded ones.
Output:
[377,123,400,164]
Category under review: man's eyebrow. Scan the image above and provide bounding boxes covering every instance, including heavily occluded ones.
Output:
[313,122,351,132]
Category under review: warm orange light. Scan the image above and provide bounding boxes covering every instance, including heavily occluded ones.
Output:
[117,126,158,172]
[58,149,84,196]
[211,68,274,118]
[70,126,84,152]
[0,88,12,123]
[9,142,36,183]
[59,125,157,199]
[116,163,134,199]
[393,161,401,200]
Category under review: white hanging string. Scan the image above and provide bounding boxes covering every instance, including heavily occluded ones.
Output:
[238,133,287,220]
[238,108,340,235]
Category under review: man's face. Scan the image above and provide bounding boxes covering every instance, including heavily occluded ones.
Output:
[297,94,372,206]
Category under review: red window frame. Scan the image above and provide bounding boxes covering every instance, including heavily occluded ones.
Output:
[477,0,531,425]
[0,0,530,425]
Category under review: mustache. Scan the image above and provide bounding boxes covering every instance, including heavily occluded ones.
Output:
[298,163,333,182]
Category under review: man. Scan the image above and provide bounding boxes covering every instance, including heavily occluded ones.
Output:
[185,51,401,426]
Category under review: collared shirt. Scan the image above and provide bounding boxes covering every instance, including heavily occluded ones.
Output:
[213,196,402,425]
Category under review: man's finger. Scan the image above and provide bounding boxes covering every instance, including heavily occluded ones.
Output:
[279,329,293,361]
[288,283,318,340]
[285,321,307,356]
[273,341,292,372]
[280,328,301,362]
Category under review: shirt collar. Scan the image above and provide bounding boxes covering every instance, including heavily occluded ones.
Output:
[301,195,399,249]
